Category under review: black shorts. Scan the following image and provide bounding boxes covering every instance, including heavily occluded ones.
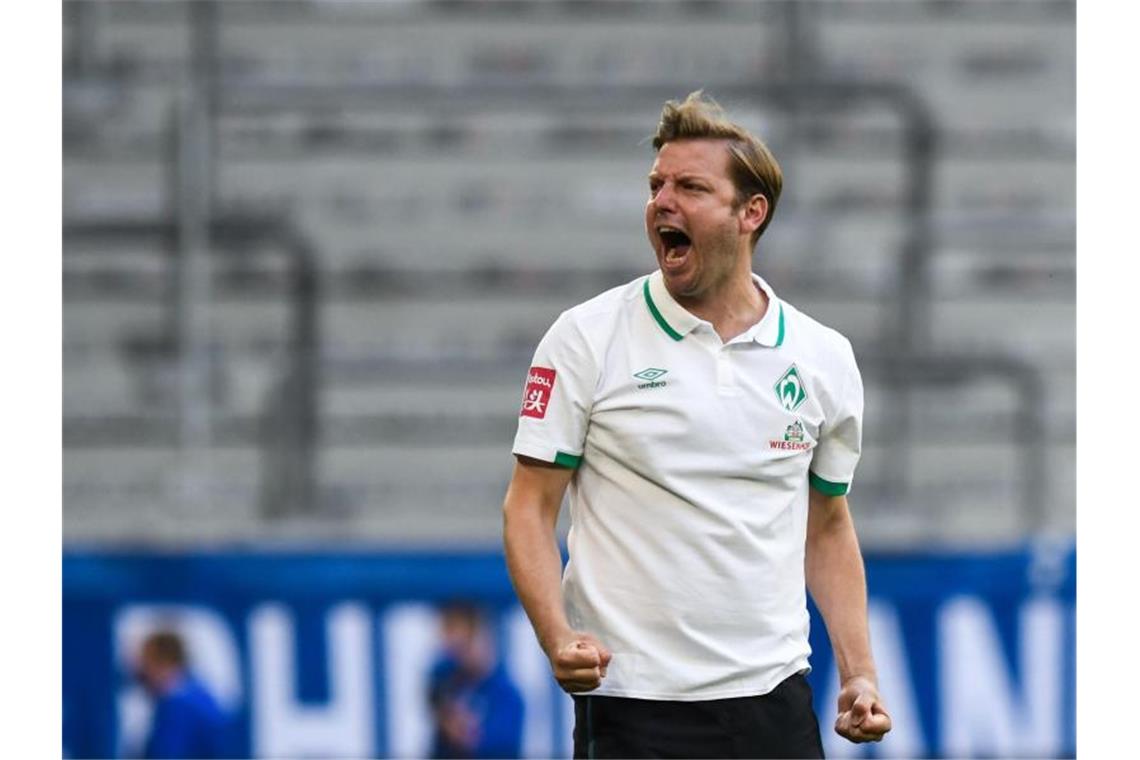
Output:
[572,672,824,759]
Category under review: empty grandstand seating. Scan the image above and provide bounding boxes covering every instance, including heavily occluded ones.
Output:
[63,0,1075,546]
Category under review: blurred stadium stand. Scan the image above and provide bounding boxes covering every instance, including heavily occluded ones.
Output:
[62,0,1074,548]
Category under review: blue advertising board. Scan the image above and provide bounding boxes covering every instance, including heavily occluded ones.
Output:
[63,539,1075,758]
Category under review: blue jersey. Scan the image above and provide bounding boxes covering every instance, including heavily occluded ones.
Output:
[143,674,231,759]
[429,657,525,759]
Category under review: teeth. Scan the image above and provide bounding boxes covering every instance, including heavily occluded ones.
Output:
[657,226,683,234]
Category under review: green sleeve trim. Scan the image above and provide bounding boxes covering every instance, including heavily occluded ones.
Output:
[809,471,849,496]
[643,279,684,341]
[554,451,583,469]
[775,304,785,347]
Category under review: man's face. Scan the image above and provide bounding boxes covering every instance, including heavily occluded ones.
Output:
[645,139,750,301]
[440,611,492,673]
[440,612,476,656]
[134,644,167,694]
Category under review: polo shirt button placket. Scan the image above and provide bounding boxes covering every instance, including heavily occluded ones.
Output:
[716,347,737,394]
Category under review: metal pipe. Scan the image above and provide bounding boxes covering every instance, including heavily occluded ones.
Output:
[170,1,221,511]
[258,230,321,520]
[173,84,212,483]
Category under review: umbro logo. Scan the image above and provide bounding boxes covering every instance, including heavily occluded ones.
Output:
[634,367,668,389]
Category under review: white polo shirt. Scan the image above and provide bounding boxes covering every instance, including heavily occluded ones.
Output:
[512,269,864,700]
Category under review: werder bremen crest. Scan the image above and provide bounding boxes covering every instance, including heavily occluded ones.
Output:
[774,364,807,412]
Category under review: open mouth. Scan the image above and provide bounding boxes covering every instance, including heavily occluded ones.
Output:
[657,226,692,263]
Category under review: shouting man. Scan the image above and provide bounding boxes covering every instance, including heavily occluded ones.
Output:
[503,91,891,758]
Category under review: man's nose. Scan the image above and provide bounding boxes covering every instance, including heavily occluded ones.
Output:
[651,182,677,213]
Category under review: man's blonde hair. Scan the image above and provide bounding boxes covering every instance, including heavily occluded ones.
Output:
[651,91,783,244]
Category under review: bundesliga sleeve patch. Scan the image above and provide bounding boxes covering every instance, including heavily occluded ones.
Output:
[520,366,556,419]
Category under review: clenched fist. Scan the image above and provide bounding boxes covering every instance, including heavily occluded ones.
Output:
[549,633,612,693]
[834,675,892,743]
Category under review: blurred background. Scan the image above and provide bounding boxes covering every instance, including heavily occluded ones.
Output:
[62,1,1075,757]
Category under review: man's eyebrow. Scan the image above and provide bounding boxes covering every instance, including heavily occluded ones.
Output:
[648,171,713,179]
[648,172,715,184]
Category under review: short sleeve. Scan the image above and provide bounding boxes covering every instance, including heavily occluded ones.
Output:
[809,340,864,496]
[512,311,597,468]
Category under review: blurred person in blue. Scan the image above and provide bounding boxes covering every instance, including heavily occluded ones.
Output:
[133,629,232,759]
[428,602,525,759]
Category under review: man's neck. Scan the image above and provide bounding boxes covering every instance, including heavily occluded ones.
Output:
[676,267,769,343]
[152,667,187,697]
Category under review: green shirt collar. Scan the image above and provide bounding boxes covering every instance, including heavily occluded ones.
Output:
[643,270,785,347]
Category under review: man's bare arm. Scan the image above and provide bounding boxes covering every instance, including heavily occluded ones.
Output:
[502,456,611,692]
[805,488,891,743]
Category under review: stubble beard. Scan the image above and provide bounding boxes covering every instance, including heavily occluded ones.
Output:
[675,221,742,301]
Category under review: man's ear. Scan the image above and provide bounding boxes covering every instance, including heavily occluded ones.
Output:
[739,194,769,236]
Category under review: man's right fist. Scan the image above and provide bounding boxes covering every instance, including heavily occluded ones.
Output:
[550,633,612,693]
